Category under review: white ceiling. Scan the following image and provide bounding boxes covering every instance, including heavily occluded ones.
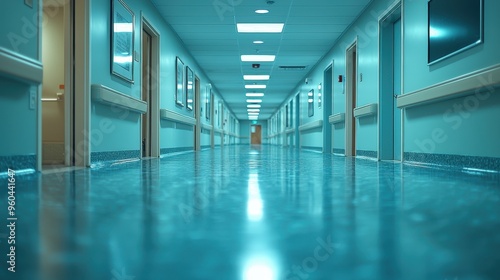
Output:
[151,0,372,120]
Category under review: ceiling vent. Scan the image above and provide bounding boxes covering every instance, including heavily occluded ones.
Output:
[278,66,307,71]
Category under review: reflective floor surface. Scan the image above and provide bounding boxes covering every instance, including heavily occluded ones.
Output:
[1,146,500,280]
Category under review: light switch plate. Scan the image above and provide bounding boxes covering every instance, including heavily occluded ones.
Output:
[29,87,36,110]
[25,0,33,8]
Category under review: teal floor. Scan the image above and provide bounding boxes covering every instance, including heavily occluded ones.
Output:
[1,146,500,280]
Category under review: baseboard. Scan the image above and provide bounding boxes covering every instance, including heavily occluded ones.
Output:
[404,152,500,172]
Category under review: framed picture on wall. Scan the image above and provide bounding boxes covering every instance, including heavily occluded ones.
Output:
[175,56,184,106]
[205,85,211,120]
[308,89,314,117]
[111,0,135,83]
[186,66,194,111]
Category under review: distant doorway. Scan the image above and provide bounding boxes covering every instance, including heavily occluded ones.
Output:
[345,42,358,157]
[379,3,402,161]
[251,125,262,145]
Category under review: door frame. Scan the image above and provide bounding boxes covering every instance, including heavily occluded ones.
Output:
[68,0,91,168]
[323,61,334,154]
[141,15,160,158]
[295,93,300,148]
[378,1,402,161]
[345,40,358,157]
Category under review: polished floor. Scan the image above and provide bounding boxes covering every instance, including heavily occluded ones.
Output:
[1,146,500,280]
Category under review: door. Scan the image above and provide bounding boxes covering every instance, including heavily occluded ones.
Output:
[295,94,300,148]
[251,125,262,145]
[346,43,357,156]
[194,76,201,151]
[142,29,152,158]
[379,5,402,161]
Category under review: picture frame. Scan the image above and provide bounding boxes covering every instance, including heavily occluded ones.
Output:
[186,66,194,111]
[205,85,212,120]
[111,0,135,83]
[175,56,184,107]
[308,89,314,117]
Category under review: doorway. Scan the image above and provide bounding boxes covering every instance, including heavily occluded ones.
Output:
[323,63,333,154]
[345,42,357,157]
[379,3,402,161]
[141,18,160,159]
[41,1,71,170]
[251,125,262,145]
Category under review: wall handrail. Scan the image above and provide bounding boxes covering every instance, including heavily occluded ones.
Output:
[160,109,196,126]
[0,47,43,85]
[91,84,147,114]
[299,120,323,132]
[329,113,345,124]
[398,63,500,108]
[353,103,378,118]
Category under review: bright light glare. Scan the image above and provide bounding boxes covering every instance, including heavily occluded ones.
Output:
[243,256,277,280]
[247,104,261,108]
[114,23,133,33]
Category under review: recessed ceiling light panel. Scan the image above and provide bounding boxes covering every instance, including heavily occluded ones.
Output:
[246,93,265,97]
[246,99,263,103]
[243,75,270,81]
[255,9,269,14]
[237,23,284,33]
[241,55,275,62]
[245,85,267,89]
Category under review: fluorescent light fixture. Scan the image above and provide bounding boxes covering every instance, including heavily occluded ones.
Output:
[248,112,260,115]
[241,55,275,62]
[308,99,314,103]
[249,116,259,120]
[255,9,269,14]
[237,23,284,33]
[247,99,263,103]
[247,104,261,108]
[245,85,267,89]
[253,40,264,44]
[244,75,270,81]
[247,109,260,112]
[246,93,265,97]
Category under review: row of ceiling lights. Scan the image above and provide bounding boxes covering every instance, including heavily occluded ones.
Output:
[238,9,285,120]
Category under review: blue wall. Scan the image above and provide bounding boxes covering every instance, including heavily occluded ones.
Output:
[89,0,236,159]
[0,1,41,170]
[273,0,499,165]
[403,0,500,158]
